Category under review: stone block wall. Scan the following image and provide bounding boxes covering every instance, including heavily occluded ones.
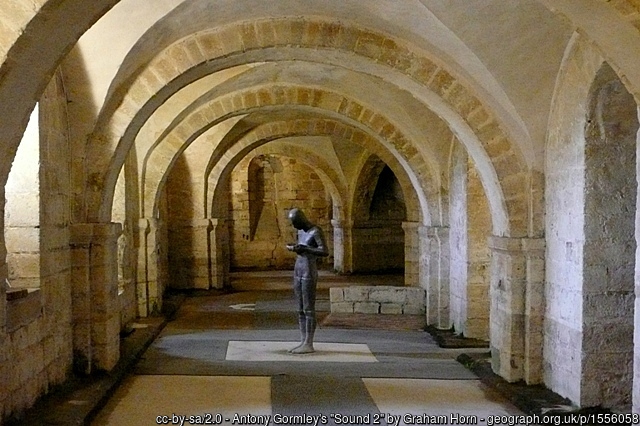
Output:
[229,155,332,270]
[579,64,636,409]
[0,71,74,421]
[330,286,425,315]
[351,225,404,272]
[5,103,40,290]
[351,164,406,274]
[546,40,636,410]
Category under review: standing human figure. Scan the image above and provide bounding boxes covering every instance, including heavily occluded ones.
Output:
[286,208,329,354]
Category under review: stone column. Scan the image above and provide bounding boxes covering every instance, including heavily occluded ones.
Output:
[402,222,420,287]
[523,238,545,384]
[488,236,545,383]
[137,218,166,317]
[69,222,121,373]
[418,225,450,329]
[210,218,230,289]
[418,225,432,321]
[331,219,353,273]
[191,219,212,290]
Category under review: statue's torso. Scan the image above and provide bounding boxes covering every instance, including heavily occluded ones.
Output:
[294,227,320,278]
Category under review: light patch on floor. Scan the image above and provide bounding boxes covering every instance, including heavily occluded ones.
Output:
[363,378,523,425]
[225,341,378,362]
[92,375,271,426]
[229,303,256,311]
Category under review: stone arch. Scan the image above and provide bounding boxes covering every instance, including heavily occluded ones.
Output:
[158,126,349,288]
[545,32,638,410]
[595,0,640,29]
[0,0,118,186]
[195,117,424,279]
[225,144,339,271]
[351,154,389,224]
[213,140,347,224]
[138,88,433,226]
[99,16,531,161]
[349,154,407,273]
[86,18,523,237]
[536,0,640,106]
[203,119,423,225]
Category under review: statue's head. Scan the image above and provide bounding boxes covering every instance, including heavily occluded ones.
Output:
[288,208,310,230]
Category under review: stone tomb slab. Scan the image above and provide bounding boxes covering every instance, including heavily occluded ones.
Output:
[225,340,378,362]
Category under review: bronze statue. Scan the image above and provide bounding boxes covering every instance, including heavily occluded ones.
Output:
[286,208,329,354]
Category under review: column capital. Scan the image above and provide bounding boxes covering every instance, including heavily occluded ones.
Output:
[401,221,420,231]
[209,217,230,227]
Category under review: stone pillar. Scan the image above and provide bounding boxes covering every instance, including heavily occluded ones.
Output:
[191,219,212,290]
[523,238,545,384]
[137,218,166,317]
[137,219,150,318]
[69,223,121,373]
[418,225,432,321]
[210,218,230,289]
[418,225,450,329]
[488,236,545,383]
[331,219,353,273]
[402,222,420,287]
[465,160,492,340]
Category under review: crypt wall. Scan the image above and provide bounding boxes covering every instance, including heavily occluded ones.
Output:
[546,33,638,410]
[228,154,332,271]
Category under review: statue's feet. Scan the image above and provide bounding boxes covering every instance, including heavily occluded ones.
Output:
[290,343,314,354]
[287,343,304,353]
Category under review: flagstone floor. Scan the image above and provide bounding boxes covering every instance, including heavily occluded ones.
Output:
[92,272,524,426]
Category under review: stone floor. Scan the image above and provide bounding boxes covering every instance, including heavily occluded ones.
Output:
[89,272,524,426]
[16,271,575,425]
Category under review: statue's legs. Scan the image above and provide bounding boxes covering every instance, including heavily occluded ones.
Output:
[289,276,306,353]
[290,277,317,354]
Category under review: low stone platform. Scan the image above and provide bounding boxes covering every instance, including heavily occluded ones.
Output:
[329,286,425,315]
